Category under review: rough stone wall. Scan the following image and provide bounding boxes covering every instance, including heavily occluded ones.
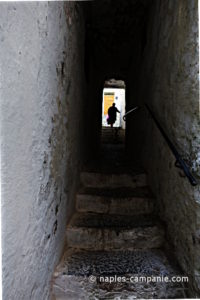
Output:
[137,0,200,295]
[0,2,85,299]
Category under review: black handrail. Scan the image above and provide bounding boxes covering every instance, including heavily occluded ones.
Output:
[145,104,197,186]
[123,106,139,121]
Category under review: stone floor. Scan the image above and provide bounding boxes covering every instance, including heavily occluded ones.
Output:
[52,249,187,299]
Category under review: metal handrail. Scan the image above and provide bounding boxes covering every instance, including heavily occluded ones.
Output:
[145,104,197,186]
[122,103,197,186]
[123,106,139,121]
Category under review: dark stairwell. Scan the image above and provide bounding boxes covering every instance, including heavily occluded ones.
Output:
[52,126,187,299]
[1,1,200,299]
[52,0,200,298]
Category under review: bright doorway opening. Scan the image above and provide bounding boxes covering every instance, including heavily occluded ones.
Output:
[101,79,126,145]
[102,79,126,129]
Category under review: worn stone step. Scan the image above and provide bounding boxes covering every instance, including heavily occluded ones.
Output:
[80,171,147,188]
[52,248,186,299]
[76,186,154,215]
[101,130,125,143]
[66,213,165,251]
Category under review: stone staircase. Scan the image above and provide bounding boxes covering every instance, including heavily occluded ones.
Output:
[101,126,125,144]
[52,168,187,299]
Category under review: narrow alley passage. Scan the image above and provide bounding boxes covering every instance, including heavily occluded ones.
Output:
[1,1,200,299]
[52,127,187,299]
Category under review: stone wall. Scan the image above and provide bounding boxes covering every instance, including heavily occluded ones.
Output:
[136,0,200,295]
[0,2,85,299]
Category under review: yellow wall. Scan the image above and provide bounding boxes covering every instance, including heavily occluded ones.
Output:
[104,93,114,115]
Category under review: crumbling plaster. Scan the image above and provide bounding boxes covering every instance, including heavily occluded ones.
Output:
[1,2,85,299]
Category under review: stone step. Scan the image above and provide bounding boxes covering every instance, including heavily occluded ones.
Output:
[66,213,165,251]
[80,171,147,188]
[52,248,186,299]
[76,187,154,215]
[101,130,125,143]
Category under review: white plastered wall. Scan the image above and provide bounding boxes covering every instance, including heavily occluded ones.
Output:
[0,2,85,299]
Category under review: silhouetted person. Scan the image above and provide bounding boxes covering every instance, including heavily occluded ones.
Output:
[107,103,120,128]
